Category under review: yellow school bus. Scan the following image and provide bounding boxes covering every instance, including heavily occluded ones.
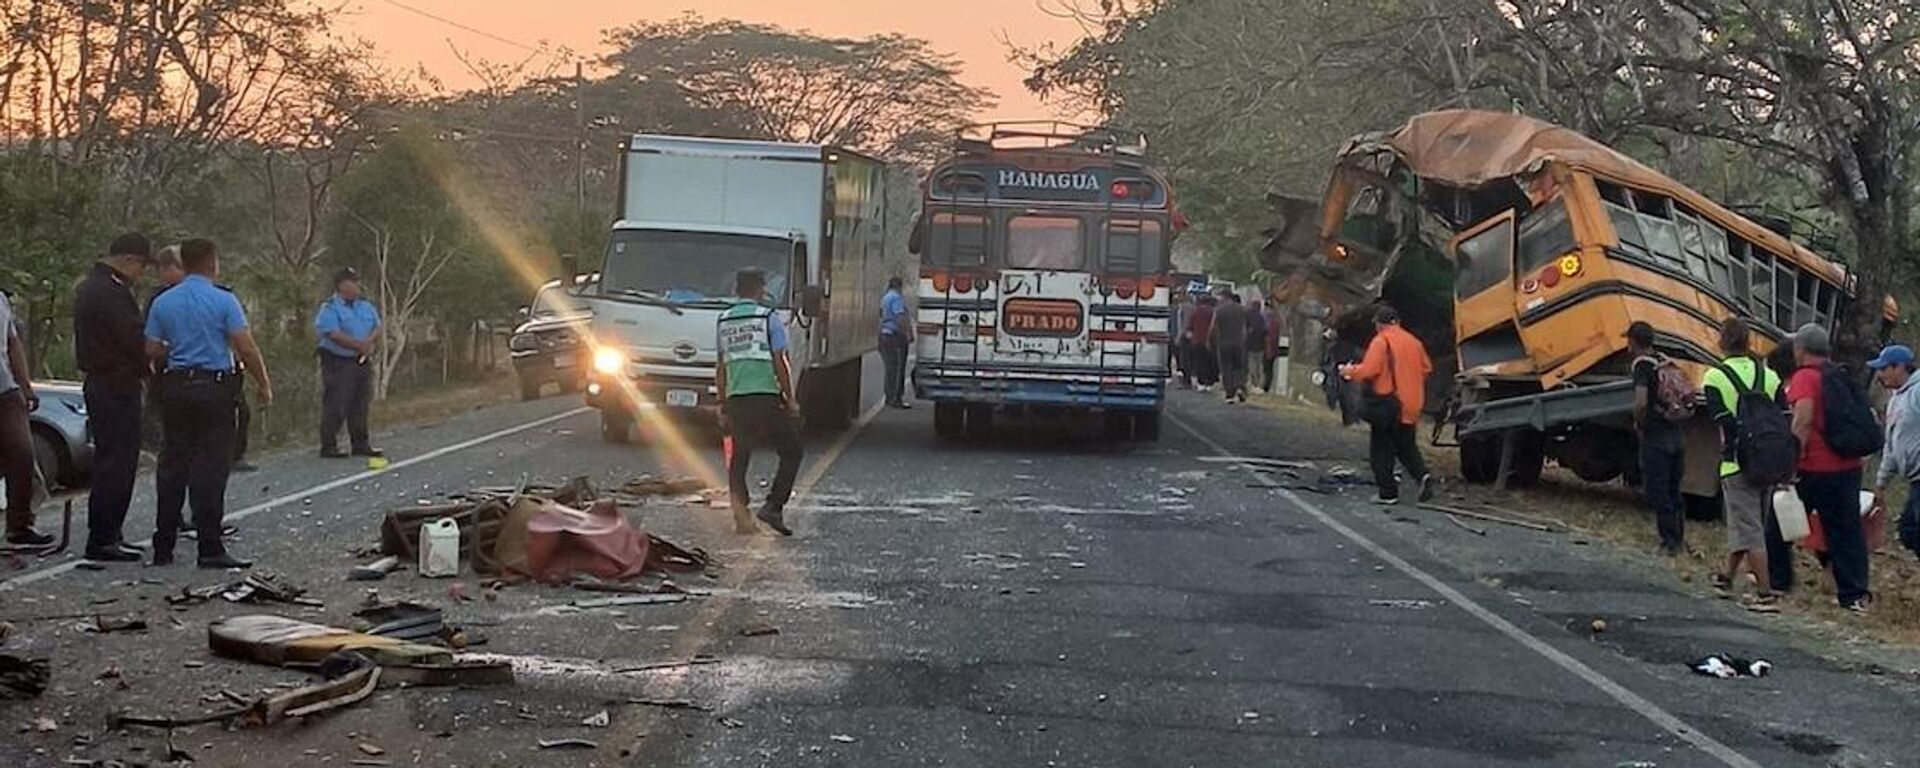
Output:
[1284,110,1892,486]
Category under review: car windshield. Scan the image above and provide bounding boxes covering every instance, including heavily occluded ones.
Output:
[599,230,790,305]
[529,286,581,318]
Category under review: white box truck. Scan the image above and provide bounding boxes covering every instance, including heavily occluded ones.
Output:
[583,135,895,442]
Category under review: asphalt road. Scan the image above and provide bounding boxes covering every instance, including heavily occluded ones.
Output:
[5,356,1919,767]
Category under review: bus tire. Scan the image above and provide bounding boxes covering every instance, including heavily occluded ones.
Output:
[934,403,964,439]
[1459,430,1544,486]
[600,411,632,444]
[1134,410,1162,441]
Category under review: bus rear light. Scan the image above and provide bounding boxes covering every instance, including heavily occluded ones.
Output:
[1539,265,1562,289]
[953,274,974,293]
[1138,280,1156,300]
[1113,279,1136,300]
[930,271,951,293]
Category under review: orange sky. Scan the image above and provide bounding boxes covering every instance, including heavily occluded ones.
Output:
[340,0,1094,122]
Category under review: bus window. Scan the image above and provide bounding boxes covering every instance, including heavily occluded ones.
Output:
[1515,199,1574,276]
[1749,250,1775,320]
[1454,215,1515,299]
[1775,265,1798,328]
[1104,219,1165,273]
[1796,270,1818,329]
[1676,210,1713,283]
[1728,237,1751,304]
[1701,220,1732,296]
[1816,282,1839,328]
[1007,215,1085,270]
[927,212,989,267]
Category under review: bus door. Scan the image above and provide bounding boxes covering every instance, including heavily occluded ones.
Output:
[1447,209,1524,373]
[995,212,1097,367]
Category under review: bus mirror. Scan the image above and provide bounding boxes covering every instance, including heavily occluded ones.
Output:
[801,285,826,318]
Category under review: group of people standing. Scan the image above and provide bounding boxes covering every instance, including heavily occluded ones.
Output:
[1631,317,1910,614]
[0,234,383,569]
[1173,287,1282,403]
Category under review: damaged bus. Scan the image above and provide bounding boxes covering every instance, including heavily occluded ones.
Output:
[1270,109,1891,486]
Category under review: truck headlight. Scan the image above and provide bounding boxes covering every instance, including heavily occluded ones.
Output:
[593,348,626,374]
[509,334,538,352]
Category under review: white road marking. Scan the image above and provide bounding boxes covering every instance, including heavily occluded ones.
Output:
[1,406,592,590]
[1168,412,1763,768]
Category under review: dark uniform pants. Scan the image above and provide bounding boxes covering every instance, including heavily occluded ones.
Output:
[0,389,35,534]
[154,372,239,558]
[724,394,802,513]
[880,332,910,405]
[1368,418,1429,499]
[320,352,373,453]
[83,377,143,550]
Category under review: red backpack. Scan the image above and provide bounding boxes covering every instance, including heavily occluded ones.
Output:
[1639,354,1697,422]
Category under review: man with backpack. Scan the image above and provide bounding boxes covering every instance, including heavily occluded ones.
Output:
[1629,321,1691,556]
[1780,324,1878,612]
[1868,344,1920,559]
[1700,318,1787,611]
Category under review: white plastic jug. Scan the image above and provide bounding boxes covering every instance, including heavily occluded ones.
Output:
[1773,488,1810,542]
[419,518,461,578]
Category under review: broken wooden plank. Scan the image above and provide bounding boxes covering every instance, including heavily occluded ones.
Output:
[1416,503,1553,532]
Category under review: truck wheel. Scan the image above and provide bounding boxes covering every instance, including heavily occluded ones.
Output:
[1134,410,1162,442]
[600,411,633,444]
[31,429,65,490]
[934,403,964,439]
[1460,435,1501,485]
[1462,430,1544,486]
[520,378,543,401]
[964,405,995,440]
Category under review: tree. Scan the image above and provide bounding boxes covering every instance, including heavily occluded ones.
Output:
[330,125,478,399]
[602,15,996,163]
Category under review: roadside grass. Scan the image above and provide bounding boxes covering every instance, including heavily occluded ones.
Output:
[1245,389,1920,653]
[236,373,520,460]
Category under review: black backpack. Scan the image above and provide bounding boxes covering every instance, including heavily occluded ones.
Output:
[1714,360,1796,487]
[1819,362,1883,459]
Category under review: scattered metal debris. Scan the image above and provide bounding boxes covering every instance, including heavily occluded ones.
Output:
[1367,599,1436,610]
[86,615,148,634]
[0,654,50,699]
[168,573,319,607]
[572,594,688,609]
[581,710,610,728]
[114,653,381,730]
[538,738,599,750]
[830,734,857,743]
[1416,503,1555,532]
[739,623,780,638]
[348,556,403,581]
[627,698,713,712]
[1199,456,1314,470]
[1443,514,1488,536]
[614,655,721,674]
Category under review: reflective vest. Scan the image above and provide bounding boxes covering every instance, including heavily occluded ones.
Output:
[718,302,780,398]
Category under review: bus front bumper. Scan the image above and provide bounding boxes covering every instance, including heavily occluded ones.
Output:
[914,364,1165,411]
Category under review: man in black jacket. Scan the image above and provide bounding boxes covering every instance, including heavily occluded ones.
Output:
[73,233,153,562]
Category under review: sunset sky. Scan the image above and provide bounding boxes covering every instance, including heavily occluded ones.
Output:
[340,0,1094,122]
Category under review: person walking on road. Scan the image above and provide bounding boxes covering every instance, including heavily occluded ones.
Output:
[717,268,801,537]
[1210,289,1250,403]
[0,288,50,547]
[879,276,912,409]
[145,239,272,569]
[1870,345,1920,559]
[1172,291,1193,388]
[72,233,155,560]
[1700,318,1784,612]
[1186,294,1217,391]
[315,267,381,459]
[1245,298,1269,393]
[1341,305,1434,505]
[1776,324,1874,612]
[1261,305,1284,394]
[1629,320,1690,556]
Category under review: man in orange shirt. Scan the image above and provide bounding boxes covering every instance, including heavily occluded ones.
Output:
[1341,305,1435,504]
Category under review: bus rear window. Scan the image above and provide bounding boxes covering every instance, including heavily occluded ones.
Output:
[1105,219,1165,273]
[1516,200,1574,275]
[1455,216,1515,299]
[927,212,989,266]
[1008,215,1084,270]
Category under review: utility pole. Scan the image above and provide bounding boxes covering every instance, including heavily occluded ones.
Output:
[573,61,587,215]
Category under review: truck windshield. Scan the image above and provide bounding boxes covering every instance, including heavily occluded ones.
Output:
[600,230,790,305]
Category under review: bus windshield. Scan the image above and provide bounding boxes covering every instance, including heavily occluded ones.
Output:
[599,229,790,306]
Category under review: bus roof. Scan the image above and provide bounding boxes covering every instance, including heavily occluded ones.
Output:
[1330,109,1849,285]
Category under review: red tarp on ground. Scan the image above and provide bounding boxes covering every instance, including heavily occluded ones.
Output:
[519,499,652,583]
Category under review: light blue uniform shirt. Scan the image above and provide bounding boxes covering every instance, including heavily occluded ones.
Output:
[144,274,248,372]
[315,293,381,358]
[880,289,907,336]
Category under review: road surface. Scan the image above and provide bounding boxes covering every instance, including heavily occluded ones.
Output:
[3,357,1917,767]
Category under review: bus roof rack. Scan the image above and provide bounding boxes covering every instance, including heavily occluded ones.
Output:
[955,121,1148,157]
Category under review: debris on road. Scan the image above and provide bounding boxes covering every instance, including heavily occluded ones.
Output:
[739,623,779,637]
[628,697,713,711]
[352,601,447,641]
[113,652,381,730]
[1416,503,1556,533]
[0,654,50,699]
[538,738,599,750]
[572,593,688,609]
[581,710,610,728]
[1590,619,1609,634]
[1367,599,1435,610]
[830,734,857,743]
[614,655,721,674]
[24,715,57,732]
[356,742,386,756]
[717,716,745,729]
[1199,456,1315,470]
[1443,514,1488,536]
[1691,654,1772,679]
[86,615,148,634]
[348,555,403,581]
[169,572,320,608]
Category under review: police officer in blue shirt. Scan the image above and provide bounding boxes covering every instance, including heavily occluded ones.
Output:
[144,239,273,569]
[315,267,381,458]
